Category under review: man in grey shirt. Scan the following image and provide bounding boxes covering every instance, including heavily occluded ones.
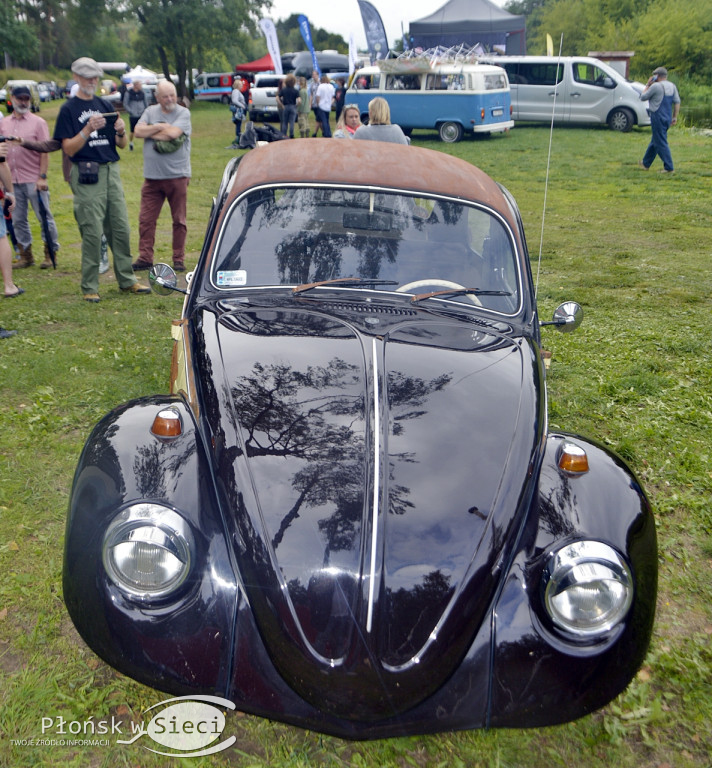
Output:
[639,66,680,173]
[132,80,191,271]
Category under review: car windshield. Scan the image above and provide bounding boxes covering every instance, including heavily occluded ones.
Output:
[211,186,521,314]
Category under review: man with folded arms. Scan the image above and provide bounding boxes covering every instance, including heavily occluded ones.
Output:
[53,56,149,302]
[131,80,191,273]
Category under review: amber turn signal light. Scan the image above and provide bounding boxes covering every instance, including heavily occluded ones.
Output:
[557,441,589,474]
[151,408,183,439]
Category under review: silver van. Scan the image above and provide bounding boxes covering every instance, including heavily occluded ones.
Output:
[480,56,649,131]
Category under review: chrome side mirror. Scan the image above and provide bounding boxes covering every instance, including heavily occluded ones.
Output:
[149,263,186,296]
[541,301,583,333]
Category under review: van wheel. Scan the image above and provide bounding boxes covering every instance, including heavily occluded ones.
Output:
[221,95,230,104]
[608,108,633,132]
[438,122,463,143]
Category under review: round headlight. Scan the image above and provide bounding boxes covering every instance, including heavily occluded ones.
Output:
[102,504,191,599]
[544,541,633,637]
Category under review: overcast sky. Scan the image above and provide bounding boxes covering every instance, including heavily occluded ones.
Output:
[267,0,508,50]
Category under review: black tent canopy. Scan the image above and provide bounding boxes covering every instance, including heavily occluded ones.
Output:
[408,0,526,55]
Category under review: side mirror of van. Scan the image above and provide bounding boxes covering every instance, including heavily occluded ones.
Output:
[602,76,616,89]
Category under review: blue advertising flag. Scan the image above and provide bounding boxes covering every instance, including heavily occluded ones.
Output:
[357,0,389,61]
[298,15,320,76]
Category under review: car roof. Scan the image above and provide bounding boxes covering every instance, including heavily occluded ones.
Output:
[225,140,514,222]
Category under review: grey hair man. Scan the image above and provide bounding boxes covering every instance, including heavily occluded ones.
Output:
[132,80,192,272]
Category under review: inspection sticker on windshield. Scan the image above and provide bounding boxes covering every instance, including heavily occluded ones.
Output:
[216,270,247,287]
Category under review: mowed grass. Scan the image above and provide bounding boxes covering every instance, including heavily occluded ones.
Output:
[1,102,711,767]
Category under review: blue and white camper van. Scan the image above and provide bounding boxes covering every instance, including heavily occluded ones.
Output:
[346,62,513,142]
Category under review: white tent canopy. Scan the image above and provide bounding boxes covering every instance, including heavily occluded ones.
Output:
[123,65,158,84]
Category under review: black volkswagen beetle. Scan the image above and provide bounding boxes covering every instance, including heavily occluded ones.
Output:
[64,140,656,739]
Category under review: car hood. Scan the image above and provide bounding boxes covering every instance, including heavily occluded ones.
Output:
[197,304,543,720]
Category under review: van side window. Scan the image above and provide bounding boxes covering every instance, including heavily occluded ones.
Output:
[385,74,421,91]
[572,63,613,88]
[484,73,507,90]
[515,64,563,86]
[425,74,467,90]
[355,74,380,90]
[207,76,219,88]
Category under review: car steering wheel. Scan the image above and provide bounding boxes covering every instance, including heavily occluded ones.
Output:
[396,278,482,306]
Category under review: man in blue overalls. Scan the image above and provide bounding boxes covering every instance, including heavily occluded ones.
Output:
[639,66,680,173]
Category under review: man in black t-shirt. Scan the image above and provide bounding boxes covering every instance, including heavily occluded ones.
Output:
[54,56,148,302]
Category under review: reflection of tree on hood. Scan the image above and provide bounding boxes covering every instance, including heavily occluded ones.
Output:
[229,358,452,558]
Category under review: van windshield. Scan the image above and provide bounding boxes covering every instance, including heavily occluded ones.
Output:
[212,186,521,314]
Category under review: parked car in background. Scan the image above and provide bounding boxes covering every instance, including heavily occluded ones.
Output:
[63,139,657,739]
[248,73,282,121]
[37,83,51,101]
[4,80,41,113]
[64,79,77,98]
[193,72,233,103]
[479,55,650,132]
[99,79,121,103]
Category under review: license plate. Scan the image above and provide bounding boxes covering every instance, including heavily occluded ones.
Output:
[492,109,504,116]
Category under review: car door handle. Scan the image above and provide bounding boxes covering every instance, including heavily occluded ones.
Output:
[570,92,581,98]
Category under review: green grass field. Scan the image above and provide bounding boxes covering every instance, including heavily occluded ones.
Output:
[1,101,710,767]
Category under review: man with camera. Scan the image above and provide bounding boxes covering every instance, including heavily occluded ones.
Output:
[639,66,680,173]
[53,56,149,302]
[0,85,60,269]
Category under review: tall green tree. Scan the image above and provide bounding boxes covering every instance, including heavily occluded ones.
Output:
[0,0,38,67]
[129,0,270,98]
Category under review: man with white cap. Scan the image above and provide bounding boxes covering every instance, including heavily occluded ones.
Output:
[639,66,680,173]
[53,56,149,302]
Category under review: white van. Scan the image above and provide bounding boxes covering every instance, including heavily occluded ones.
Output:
[479,56,649,131]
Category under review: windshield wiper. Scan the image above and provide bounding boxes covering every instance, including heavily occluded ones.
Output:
[293,277,398,294]
[410,288,512,303]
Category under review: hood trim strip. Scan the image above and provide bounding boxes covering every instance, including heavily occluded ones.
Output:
[367,337,380,633]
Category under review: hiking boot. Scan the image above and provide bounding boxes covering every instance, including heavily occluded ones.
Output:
[13,243,34,268]
[131,258,153,271]
[121,282,151,294]
[40,242,56,269]
[83,293,101,303]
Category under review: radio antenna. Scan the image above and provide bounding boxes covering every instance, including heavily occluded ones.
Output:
[535,34,564,299]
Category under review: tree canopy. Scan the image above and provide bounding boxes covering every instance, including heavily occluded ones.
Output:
[2,0,711,85]
[505,0,712,80]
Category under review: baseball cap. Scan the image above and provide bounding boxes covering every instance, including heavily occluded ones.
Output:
[71,57,103,78]
[11,86,31,98]
[653,67,668,77]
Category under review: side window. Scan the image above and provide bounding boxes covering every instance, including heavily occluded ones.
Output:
[355,74,380,89]
[385,74,421,91]
[424,74,466,90]
[207,76,219,88]
[484,73,507,90]
[572,63,612,87]
[517,64,563,86]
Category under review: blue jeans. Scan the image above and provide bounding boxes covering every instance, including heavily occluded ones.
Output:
[317,108,332,137]
[642,110,673,171]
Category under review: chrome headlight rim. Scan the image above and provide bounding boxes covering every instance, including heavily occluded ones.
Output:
[102,503,193,601]
[543,540,634,639]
